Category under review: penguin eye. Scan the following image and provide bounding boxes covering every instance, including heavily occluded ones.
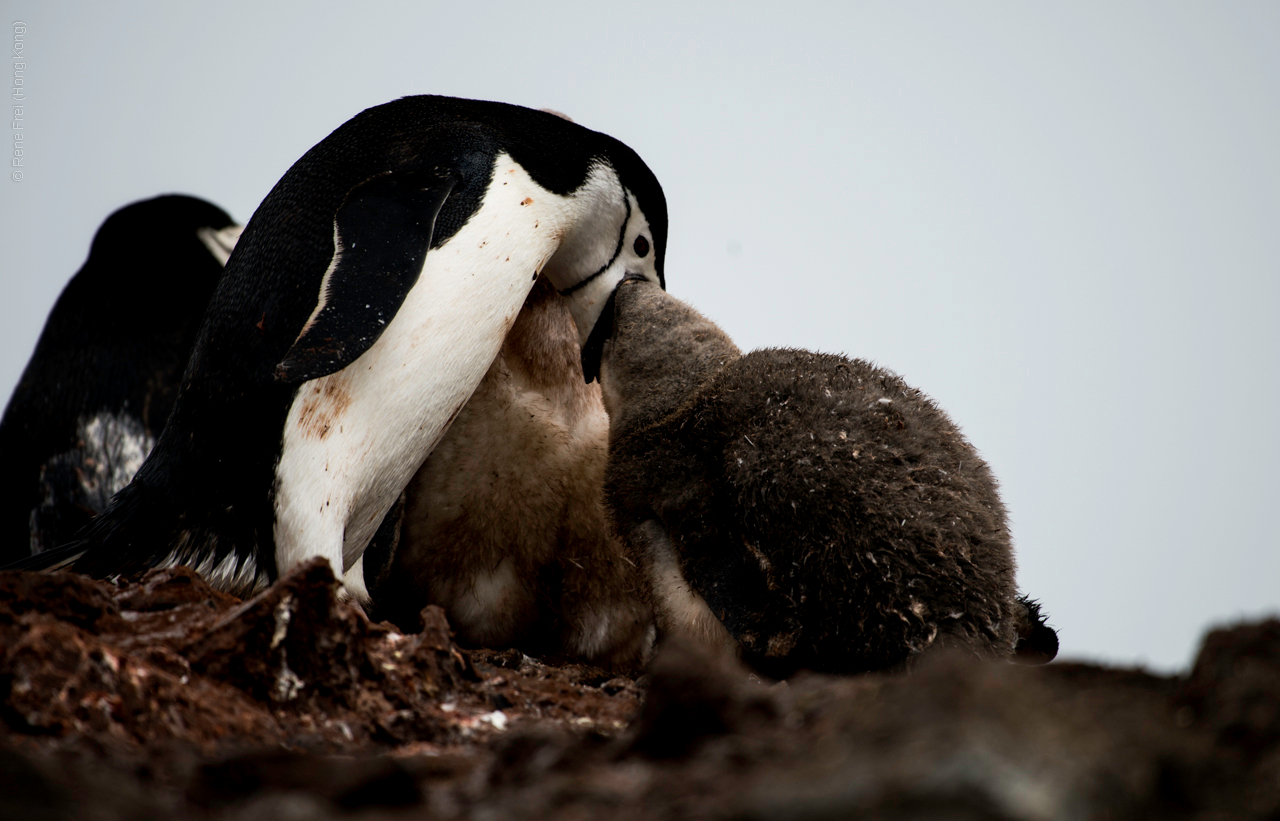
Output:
[633,235,650,258]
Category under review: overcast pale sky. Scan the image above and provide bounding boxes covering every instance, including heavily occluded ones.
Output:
[2,1,1277,671]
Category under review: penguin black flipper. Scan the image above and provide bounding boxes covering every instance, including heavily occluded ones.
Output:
[274,173,456,383]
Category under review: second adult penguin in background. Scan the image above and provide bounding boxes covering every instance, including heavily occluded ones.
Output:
[598,278,1058,678]
[0,195,239,564]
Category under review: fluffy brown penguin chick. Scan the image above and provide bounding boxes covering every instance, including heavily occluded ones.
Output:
[599,278,1057,678]
[369,277,654,673]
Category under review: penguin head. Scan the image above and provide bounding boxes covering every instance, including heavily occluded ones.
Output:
[89,194,236,259]
[252,95,669,386]
[71,194,238,336]
[596,277,740,429]
[539,137,667,383]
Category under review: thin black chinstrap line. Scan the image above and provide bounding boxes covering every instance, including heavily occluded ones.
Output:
[557,193,631,297]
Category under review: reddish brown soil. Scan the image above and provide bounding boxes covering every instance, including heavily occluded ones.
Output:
[2,559,1278,819]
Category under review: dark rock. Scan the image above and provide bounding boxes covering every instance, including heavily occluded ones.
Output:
[0,745,72,821]
[190,750,420,809]
[627,637,776,758]
[728,653,1223,821]
[1181,618,1280,757]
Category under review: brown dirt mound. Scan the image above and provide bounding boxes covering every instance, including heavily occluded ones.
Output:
[2,559,1278,819]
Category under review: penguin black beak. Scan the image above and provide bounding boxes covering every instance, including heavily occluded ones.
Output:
[580,287,619,384]
[580,273,650,383]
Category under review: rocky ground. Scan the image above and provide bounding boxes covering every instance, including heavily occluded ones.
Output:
[2,560,1278,820]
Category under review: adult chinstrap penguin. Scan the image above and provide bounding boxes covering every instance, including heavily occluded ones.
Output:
[368,276,653,672]
[9,96,668,603]
[597,278,1058,678]
[0,195,240,565]
[361,110,653,671]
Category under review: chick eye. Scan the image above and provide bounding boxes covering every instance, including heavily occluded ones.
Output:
[633,235,650,258]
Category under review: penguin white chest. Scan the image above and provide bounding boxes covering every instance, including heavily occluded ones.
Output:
[273,154,576,599]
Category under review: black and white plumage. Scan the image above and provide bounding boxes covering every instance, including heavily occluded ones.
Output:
[0,195,239,565]
[362,111,655,671]
[8,96,667,601]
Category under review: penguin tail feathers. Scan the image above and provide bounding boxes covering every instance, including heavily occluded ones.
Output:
[1,542,88,573]
[1012,595,1059,665]
[7,481,272,598]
